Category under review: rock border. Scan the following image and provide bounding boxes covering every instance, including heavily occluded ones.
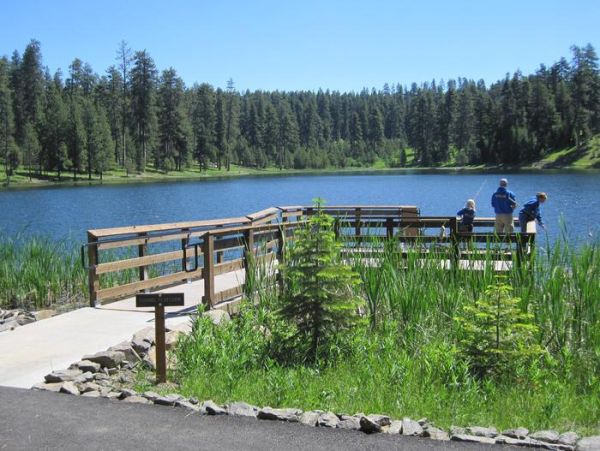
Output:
[32,310,599,451]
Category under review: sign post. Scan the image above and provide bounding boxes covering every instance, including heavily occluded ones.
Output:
[136,293,184,383]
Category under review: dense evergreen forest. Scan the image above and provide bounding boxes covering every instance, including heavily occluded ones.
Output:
[1,40,599,181]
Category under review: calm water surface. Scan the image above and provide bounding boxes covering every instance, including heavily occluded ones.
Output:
[1,171,598,244]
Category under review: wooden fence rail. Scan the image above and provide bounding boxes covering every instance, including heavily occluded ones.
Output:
[83,205,535,307]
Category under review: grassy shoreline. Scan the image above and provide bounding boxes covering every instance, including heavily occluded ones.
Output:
[2,141,600,190]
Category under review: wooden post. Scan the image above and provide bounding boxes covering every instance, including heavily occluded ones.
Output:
[87,232,100,307]
[181,228,189,272]
[244,228,255,273]
[202,233,215,307]
[276,226,285,294]
[449,217,459,270]
[155,303,166,383]
[385,217,394,239]
[138,232,149,292]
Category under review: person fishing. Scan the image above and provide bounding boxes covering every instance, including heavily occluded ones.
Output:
[456,199,476,232]
[491,178,517,233]
[519,192,548,233]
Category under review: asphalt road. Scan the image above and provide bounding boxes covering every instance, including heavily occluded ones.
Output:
[0,386,501,450]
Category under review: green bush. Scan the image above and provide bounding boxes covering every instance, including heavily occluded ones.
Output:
[454,283,544,379]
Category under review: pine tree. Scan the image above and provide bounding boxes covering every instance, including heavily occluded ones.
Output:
[0,58,18,184]
[130,50,157,171]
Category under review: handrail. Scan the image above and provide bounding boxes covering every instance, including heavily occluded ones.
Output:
[84,206,534,307]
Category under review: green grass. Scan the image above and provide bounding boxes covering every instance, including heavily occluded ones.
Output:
[173,234,600,435]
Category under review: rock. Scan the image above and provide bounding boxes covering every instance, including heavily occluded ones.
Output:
[44,369,83,383]
[81,391,101,398]
[317,412,340,428]
[33,309,56,320]
[189,397,199,405]
[119,388,138,399]
[131,338,152,356]
[143,391,161,402]
[496,436,542,447]
[451,434,496,445]
[532,430,560,443]
[466,426,498,438]
[359,415,382,434]
[93,373,110,381]
[79,382,102,394]
[402,418,423,436]
[154,394,183,406]
[104,391,122,400]
[59,381,80,396]
[559,432,579,446]
[165,330,183,350]
[119,373,132,384]
[257,407,302,422]
[388,420,403,434]
[16,314,36,326]
[74,372,94,384]
[174,400,200,412]
[75,360,101,373]
[122,396,151,404]
[417,417,429,426]
[502,427,529,439]
[425,427,450,441]
[202,400,228,415]
[202,309,230,325]
[107,368,118,375]
[82,351,125,369]
[450,426,467,436]
[368,414,391,427]
[132,326,155,345]
[228,402,258,418]
[108,342,141,363]
[577,436,600,451]
[337,416,361,431]
[299,411,321,427]
[32,382,63,392]
[143,346,157,370]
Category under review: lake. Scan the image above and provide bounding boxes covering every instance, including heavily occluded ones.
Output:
[1,171,598,244]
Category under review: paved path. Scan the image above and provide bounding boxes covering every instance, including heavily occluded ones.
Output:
[0,271,244,388]
[0,387,499,451]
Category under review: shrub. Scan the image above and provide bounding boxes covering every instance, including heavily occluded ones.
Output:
[454,282,544,379]
[278,199,364,363]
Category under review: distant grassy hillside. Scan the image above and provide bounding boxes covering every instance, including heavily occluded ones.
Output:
[528,136,600,169]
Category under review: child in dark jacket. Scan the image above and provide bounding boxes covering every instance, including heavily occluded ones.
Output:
[457,199,476,232]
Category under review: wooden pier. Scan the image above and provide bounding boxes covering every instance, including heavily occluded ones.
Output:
[84,206,536,310]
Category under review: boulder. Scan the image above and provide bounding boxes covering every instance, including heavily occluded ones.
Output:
[143,391,161,402]
[451,434,496,445]
[59,381,80,396]
[388,420,403,434]
[502,427,529,439]
[228,402,258,418]
[79,382,102,394]
[32,382,63,392]
[169,321,193,334]
[466,426,498,438]
[317,412,340,428]
[132,327,155,345]
[299,411,321,427]
[496,436,542,447]
[559,432,579,446]
[154,394,183,406]
[81,391,101,398]
[401,418,423,436]
[359,416,382,434]
[174,399,200,412]
[143,346,157,370]
[531,430,560,444]
[257,407,302,422]
[337,416,361,431]
[425,427,450,441]
[82,351,125,369]
[165,330,183,350]
[33,309,56,320]
[131,338,152,356]
[108,342,141,363]
[577,436,600,451]
[202,400,228,415]
[74,372,94,384]
[75,360,101,373]
[45,369,82,383]
[119,388,138,399]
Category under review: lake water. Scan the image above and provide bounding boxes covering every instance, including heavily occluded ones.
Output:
[1,171,598,244]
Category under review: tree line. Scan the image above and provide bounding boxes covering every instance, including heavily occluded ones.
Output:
[1,40,599,182]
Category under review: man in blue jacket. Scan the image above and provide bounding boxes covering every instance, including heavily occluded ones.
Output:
[519,192,547,233]
[491,178,517,233]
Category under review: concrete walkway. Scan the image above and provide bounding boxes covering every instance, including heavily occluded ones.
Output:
[0,270,244,388]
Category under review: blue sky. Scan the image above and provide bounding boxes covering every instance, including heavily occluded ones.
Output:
[1,0,599,92]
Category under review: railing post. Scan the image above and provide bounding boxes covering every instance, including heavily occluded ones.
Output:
[449,217,459,270]
[385,217,394,239]
[138,232,149,293]
[202,232,215,307]
[276,226,285,294]
[244,228,255,274]
[87,232,100,307]
[181,228,189,272]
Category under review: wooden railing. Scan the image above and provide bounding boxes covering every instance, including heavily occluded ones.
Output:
[84,206,534,307]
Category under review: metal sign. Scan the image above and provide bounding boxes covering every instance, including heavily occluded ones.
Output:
[136,293,184,308]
